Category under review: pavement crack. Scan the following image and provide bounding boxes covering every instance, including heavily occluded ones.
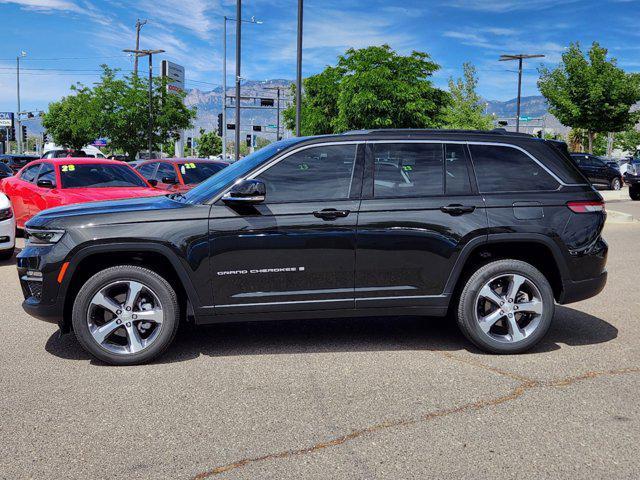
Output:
[191,365,639,479]
[438,351,536,384]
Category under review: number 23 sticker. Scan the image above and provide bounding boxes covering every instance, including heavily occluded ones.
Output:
[61,165,76,172]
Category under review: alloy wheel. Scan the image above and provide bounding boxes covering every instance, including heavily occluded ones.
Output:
[87,280,164,355]
[474,273,544,343]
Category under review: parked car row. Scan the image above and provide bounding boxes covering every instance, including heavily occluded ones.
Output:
[0,156,229,229]
[569,153,623,190]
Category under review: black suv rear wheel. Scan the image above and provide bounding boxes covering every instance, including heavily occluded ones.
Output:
[72,265,179,365]
[457,259,554,354]
[630,185,640,201]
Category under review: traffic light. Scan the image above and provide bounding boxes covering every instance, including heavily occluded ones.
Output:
[217,113,223,137]
[0,130,5,142]
[21,125,27,143]
[260,98,274,107]
[186,137,192,149]
[252,125,262,132]
[42,131,49,143]
[226,123,235,130]
[246,134,252,147]
[8,127,15,142]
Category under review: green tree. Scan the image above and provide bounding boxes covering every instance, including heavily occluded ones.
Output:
[614,128,640,154]
[443,63,494,130]
[538,42,640,153]
[196,129,222,157]
[42,84,100,150]
[284,45,449,135]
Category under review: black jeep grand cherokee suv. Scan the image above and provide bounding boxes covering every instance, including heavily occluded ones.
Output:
[18,129,607,365]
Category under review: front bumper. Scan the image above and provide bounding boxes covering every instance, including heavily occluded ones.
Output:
[558,270,607,304]
[624,173,640,185]
[0,217,16,251]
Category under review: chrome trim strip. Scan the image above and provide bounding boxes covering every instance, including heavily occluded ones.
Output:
[217,292,441,308]
[232,285,416,299]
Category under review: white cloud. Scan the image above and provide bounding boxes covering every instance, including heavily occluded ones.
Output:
[132,0,224,40]
[0,0,82,12]
[444,0,580,12]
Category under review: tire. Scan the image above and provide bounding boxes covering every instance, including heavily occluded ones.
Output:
[72,265,179,366]
[630,185,640,201]
[456,259,554,354]
[0,247,14,260]
[610,177,622,191]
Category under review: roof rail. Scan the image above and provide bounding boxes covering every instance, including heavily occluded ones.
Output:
[342,128,534,137]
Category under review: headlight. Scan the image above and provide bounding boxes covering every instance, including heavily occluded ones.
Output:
[25,228,65,246]
[0,208,12,221]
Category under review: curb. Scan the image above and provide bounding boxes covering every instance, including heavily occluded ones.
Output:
[607,210,637,224]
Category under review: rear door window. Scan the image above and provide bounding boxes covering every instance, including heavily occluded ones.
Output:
[157,163,178,183]
[373,143,444,198]
[36,163,56,186]
[469,144,559,192]
[137,162,158,179]
[60,164,148,188]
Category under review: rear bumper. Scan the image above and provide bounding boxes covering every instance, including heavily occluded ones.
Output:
[558,270,607,305]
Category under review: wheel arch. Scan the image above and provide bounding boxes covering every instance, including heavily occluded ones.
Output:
[444,234,569,303]
[60,242,199,332]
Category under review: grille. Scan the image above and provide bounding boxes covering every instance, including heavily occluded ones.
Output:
[27,281,43,300]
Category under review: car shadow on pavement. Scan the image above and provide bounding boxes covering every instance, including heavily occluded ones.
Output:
[44,305,618,365]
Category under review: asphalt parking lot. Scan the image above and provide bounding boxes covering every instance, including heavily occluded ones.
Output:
[2,199,639,480]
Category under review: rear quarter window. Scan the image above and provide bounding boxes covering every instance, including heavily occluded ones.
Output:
[469,144,559,192]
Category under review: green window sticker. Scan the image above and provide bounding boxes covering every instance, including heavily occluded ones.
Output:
[61,165,76,172]
[402,165,413,171]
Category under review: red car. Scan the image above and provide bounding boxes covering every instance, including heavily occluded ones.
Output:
[135,158,228,192]
[0,158,163,229]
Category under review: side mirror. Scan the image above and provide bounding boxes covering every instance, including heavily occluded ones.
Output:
[222,179,266,204]
[161,176,178,185]
[37,179,55,189]
[147,179,158,187]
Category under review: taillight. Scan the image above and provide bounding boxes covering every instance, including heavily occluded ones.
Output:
[567,201,605,213]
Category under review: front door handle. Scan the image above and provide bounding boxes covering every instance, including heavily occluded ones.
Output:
[313,208,350,220]
[440,204,476,216]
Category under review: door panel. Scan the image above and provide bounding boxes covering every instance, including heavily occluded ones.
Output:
[355,142,487,308]
[209,142,363,314]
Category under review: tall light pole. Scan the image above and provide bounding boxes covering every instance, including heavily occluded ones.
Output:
[234,1,242,161]
[16,51,26,154]
[124,48,165,158]
[499,53,545,132]
[133,19,148,77]
[222,14,262,161]
[295,0,303,136]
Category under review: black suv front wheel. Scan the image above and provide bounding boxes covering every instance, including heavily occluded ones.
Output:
[72,265,179,365]
[457,260,554,354]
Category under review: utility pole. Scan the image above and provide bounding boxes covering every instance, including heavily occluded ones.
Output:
[16,51,26,154]
[295,0,303,136]
[265,86,284,141]
[499,53,545,133]
[235,0,242,161]
[222,16,227,161]
[123,48,165,158]
[133,19,147,76]
[222,14,262,161]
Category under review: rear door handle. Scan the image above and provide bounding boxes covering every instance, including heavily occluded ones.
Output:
[313,208,350,220]
[440,204,476,215]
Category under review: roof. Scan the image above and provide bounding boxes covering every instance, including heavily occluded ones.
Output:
[142,158,229,164]
[43,158,128,166]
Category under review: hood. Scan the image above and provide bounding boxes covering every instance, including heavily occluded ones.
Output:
[26,193,188,228]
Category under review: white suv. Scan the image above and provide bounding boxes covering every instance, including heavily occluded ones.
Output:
[0,192,15,260]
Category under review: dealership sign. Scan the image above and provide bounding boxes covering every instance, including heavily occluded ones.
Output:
[0,112,14,128]
[161,60,185,95]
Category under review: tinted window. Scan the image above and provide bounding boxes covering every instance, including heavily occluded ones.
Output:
[20,164,41,183]
[0,163,12,175]
[444,144,472,195]
[137,162,158,178]
[60,164,147,189]
[37,163,56,186]
[157,163,177,182]
[470,144,559,192]
[179,162,226,184]
[257,144,357,203]
[373,143,443,198]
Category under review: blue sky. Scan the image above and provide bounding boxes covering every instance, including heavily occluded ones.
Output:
[0,0,639,113]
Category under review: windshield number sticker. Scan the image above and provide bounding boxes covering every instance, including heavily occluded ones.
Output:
[61,165,76,172]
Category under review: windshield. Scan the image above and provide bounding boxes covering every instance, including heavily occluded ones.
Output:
[60,163,148,189]
[184,138,303,204]
[179,162,227,185]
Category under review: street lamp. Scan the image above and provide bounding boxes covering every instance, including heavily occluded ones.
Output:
[124,48,165,158]
[16,51,26,154]
[295,0,303,137]
[499,53,545,132]
[222,14,262,161]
